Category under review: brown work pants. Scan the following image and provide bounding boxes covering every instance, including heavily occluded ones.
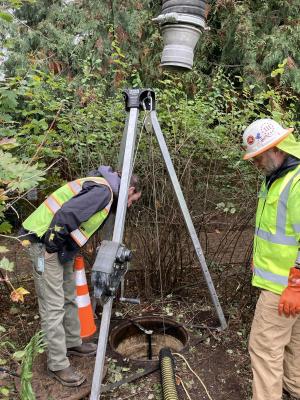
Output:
[29,243,82,371]
[249,290,300,400]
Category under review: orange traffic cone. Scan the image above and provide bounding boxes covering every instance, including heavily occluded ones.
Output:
[74,255,96,338]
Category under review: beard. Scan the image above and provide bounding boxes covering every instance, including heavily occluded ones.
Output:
[261,158,282,176]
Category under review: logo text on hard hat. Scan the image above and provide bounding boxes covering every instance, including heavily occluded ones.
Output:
[247,135,255,145]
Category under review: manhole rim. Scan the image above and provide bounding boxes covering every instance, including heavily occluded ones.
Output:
[109,315,189,367]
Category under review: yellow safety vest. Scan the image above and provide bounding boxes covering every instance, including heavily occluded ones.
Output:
[22,177,113,247]
[253,165,300,294]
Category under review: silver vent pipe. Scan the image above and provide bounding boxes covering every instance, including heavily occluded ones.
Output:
[153,0,207,71]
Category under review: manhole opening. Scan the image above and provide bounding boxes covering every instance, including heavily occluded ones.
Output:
[109,316,189,365]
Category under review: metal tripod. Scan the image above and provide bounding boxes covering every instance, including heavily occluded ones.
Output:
[89,89,227,400]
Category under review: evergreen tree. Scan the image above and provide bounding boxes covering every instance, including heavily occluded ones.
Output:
[2,0,162,91]
[198,0,300,93]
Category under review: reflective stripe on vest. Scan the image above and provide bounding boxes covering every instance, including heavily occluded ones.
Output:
[70,228,89,247]
[255,168,300,245]
[68,180,82,195]
[45,196,61,213]
[254,267,288,286]
[293,224,300,233]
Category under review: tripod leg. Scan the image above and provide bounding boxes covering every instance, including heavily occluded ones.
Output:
[90,298,113,400]
[150,111,227,330]
[99,110,133,242]
[90,107,140,400]
[97,108,133,254]
[113,107,139,241]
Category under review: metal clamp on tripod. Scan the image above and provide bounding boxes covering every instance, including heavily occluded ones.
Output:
[90,89,227,400]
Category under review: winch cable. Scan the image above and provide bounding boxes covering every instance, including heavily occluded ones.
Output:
[132,111,148,173]
[159,348,179,400]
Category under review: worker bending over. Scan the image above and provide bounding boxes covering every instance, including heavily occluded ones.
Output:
[20,166,141,387]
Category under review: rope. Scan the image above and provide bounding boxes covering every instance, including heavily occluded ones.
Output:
[175,374,192,400]
[173,353,214,400]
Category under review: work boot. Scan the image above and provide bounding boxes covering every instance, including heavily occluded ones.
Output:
[67,342,97,357]
[48,366,85,387]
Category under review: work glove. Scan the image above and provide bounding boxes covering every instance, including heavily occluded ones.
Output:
[278,267,300,317]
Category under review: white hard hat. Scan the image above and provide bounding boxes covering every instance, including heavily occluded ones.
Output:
[243,118,294,160]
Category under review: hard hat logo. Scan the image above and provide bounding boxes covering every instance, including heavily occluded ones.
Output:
[242,118,293,160]
[247,135,255,145]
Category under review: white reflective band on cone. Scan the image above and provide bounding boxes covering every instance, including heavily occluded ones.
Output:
[75,269,87,286]
[76,293,91,308]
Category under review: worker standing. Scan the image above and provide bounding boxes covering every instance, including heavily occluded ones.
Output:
[20,166,141,387]
[243,119,300,400]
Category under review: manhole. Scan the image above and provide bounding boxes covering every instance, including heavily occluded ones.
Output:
[109,316,189,367]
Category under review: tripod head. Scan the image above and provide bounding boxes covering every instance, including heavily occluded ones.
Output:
[123,89,155,111]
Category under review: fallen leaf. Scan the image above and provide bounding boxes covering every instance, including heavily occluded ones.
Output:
[21,240,31,248]
[10,287,30,303]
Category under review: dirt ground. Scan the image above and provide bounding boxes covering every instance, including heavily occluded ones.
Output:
[0,232,257,400]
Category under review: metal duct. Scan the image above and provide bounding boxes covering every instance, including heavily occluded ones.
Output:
[153,0,207,70]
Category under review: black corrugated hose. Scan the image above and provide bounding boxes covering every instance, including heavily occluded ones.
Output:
[159,348,179,400]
